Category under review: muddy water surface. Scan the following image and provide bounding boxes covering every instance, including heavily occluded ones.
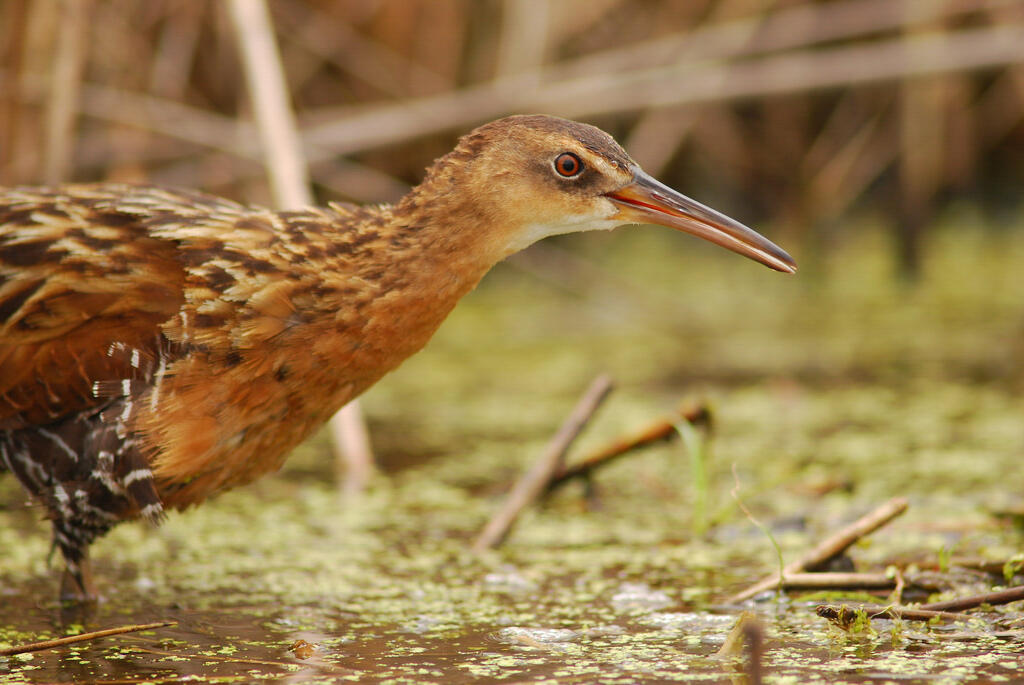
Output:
[3,224,1024,682]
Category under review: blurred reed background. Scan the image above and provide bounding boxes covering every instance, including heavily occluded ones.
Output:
[1,0,1022,275]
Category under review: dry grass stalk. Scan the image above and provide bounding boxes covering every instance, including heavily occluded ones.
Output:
[302,15,1024,157]
[42,0,89,184]
[226,0,374,485]
[4,0,1020,257]
[226,0,311,207]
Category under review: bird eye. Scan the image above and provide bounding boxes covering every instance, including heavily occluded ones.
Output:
[554,152,583,177]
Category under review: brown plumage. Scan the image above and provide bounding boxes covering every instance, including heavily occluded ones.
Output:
[0,115,795,601]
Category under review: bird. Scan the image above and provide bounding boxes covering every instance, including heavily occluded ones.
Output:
[0,114,795,602]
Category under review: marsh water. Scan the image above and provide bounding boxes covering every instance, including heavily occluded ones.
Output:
[2,219,1024,683]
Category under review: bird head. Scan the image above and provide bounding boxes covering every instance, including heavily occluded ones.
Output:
[427,114,795,274]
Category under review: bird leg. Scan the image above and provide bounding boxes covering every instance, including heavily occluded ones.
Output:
[60,555,97,603]
[54,523,99,603]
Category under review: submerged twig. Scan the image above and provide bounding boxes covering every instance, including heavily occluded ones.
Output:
[918,584,1024,613]
[547,403,711,492]
[473,374,614,551]
[926,629,1024,641]
[744,616,765,685]
[818,584,1024,630]
[128,645,352,673]
[816,603,966,624]
[716,611,758,658]
[714,611,765,685]
[728,497,909,603]
[0,621,176,656]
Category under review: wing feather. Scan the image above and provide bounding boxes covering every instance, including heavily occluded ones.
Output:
[0,187,186,429]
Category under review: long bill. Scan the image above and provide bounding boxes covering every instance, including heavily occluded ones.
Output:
[604,167,797,273]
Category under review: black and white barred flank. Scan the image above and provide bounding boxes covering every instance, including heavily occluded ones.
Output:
[0,342,166,587]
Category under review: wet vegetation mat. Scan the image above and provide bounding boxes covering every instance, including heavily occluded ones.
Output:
[2,219,1024,683]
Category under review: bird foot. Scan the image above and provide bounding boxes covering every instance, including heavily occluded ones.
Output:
[60,560,100,604]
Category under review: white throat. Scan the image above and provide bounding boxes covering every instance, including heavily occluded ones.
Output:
[503,215,622,256]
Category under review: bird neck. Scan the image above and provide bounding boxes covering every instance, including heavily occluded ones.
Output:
[400,156,522,258]
[264,188,505,389]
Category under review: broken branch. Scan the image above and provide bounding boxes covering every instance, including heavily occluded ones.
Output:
[728,497,909,603]
[473,374,614,551]
[546,402,711,492]
[918,584,1024,613]
[0,621,176,656]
